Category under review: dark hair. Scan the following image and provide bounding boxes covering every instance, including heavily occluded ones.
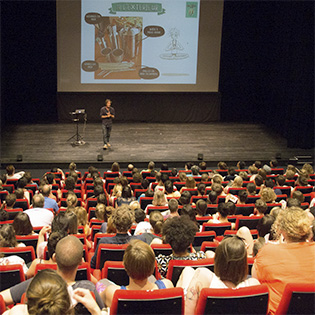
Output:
[17,177,28,189]
[208,191,217,204]
[164,180,174,194]
[265,178,275,188]
[93,185,104,197]
[214,236,248,286]
[51,212,70,234]
[286,197,301,208]
[64,176,75,191]
[196,200,207,216]
[47,231,67,259]
[246,182,256,195]
[256,214,275,238]
[197,183,206,195]
[134,208,146,223]
[13,212,33,235]
[0,209,9,221]
[217,202,229,218]
[238,190,248,203]
[254,175,264,187]
[122,186,132,199]
[179,190,191,205]
[162,216,198,254]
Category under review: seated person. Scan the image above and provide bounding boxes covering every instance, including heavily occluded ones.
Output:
[207,202,235,230]
[99,240,173,307]
[252,199,267,216]
[177,236,260,315]
[252,207,315,314]
[154,216,211,277]
[90,206,141,269]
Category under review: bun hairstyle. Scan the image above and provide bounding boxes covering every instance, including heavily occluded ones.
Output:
[149,211,164,235]
[27,269,72,315]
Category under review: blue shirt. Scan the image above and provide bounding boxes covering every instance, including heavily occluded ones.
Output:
[44,196,59,213]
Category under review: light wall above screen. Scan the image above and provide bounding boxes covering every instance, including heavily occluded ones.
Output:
[57,0,223,92]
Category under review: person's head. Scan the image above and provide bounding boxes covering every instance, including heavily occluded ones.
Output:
[237,161,246,170]
[238,190,248,203]
[41,184,51,197]
[217,162,227,170]
[199,161,207,170]
[0,224,18,247]
[47,231,67,260]
[297,175,309,186]
[5,193,16,207]
[248,165,258,175]
[246,182,257,195]
[121,186,132,199]
[238,172,248,181]
[302,163,314,175]
[123,239,155,281]
[17,177,28,189]
[0,209,9,221]
[152,190,167,206]
[26,269,72,315]
[197,183,206,196]
[260,187,276,203]
[14,188,24,199]
[55,235,83,272]
[97,193,108,206]
[111,162,120,172]
[196,199,207,216]
[93,185,105,197]
[232,176,243,188]
[162,216,198,254]
[179,190,191,205]
[13,212,33,235]
[185,177,196,189]
[179,172,187,182]
[64,176,75,191]
[191,165,200,176]
[254,175,264,187]
[112,206,134,233]
[227,166,236,176]
[164,180,174,194]
[254,161,262,169]
[273,207,312,242]
[134,208,146,223]
[149,211,164,234]
[211,183,223,195]
[69,162,77,172]
[132,172,143,183]
[147,161,155,171]
[255,199,267,215]
[95,203,106,221]
[73,206,88,227]
[256,214,275,238]
[69,171,78,184]
[264,178,275,188]
[270,159,278,168]
[217,202,229,219]
[65,211,78,234]
[45,173,55,185]
[253,238,265,257]
[214,236,248,286]
[285,169,296,180]
[208,191,217,204]
[212,174,223,185]
[262,165,271,175]
[105,98,112,107]
[6,165,15,176]
[129,201,140,212]
[168,198,179,213]
[292,190,305,203]
[276,175,286,186]
[128,164,134,172]
[286,198,301,208]
[32,193,45,208]
[181,205,198,226]
[200,173,209,183]
[66,192,78,208]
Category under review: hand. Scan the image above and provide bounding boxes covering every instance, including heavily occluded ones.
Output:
[72,288,101,315]
[39,225,51,236]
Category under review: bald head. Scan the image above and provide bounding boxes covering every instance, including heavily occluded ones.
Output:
[42,184,51,197]
[55,236,83,272]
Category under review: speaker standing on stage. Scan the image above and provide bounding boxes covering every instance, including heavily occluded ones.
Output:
[100,99,115,149]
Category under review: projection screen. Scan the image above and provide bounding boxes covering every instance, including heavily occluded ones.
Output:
[57,0,223,92]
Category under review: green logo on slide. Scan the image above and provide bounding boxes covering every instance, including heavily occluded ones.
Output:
[186,2,198,18]
[109,2,165,15]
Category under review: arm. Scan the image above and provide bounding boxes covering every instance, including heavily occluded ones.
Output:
[73,288,101,315]
[36,226,51,257]
[26,258,40,279]
[0,290,14,306]
[102,284,120,308]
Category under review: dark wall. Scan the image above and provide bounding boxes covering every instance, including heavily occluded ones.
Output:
[1,1,314,148]
[220,1,314,149]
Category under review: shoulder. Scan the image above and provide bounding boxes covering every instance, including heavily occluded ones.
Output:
[73,280,96,290]
[160,278,174,289]
[3,304,28,315]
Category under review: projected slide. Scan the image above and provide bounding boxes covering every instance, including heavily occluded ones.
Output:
[81,0,200,84]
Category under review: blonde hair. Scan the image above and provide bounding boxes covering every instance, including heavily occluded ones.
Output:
[95,203,106,221]
[185,177,196,189]
[152,190,167,206]
[123,240,155,280]
[66,192,77,208]
[73,206,88,226]
[273,207,312,242]
[232,176,243,188]
[260,187,276,203]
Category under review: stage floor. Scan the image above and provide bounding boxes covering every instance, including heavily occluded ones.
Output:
[1,122,313,171]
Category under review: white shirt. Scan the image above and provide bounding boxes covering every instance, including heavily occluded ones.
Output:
[24,207,54,227]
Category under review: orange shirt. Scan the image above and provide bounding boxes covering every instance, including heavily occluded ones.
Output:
[254,242,315,314]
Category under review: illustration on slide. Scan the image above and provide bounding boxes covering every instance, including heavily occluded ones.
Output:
[92,16,143,79]
[160,28,189,60]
